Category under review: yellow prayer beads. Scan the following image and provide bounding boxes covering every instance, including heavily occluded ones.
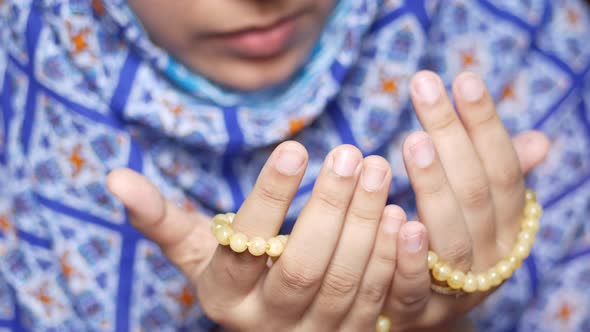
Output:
[210,213,288,257]
[428,189,542,294]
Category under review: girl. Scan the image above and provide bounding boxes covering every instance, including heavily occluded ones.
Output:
[1,0,589,331]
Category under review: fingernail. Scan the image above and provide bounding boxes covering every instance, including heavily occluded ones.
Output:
[409,136,435,169]
[383,215,402,235]
[332,149,361,177]
[361,163,387,192]
[459,74,484,102]
[275,148,305,176]
[411,72,441,105]
[403,229,424,253]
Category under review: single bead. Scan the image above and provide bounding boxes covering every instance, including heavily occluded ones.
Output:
[512,242,531,260]
[225,212,236,224]
[210,218,227,233]
[495,260,513,280]
[522,217,540,233]
[447,270,466,290]
[476,273,491,292]
[376,315,392,332]
[213,214,228,224]
[432,263,452,282]
[266,237,285,257]
[248,237,267,257]
[214,224,234,246]
[524,202,543,219]
[525,189,537,203]
[517,230,536,247]
[427,251,439,269]
[229,232,249,253]
[276,235,289,246]
[507,255,522,270]
[487,268,502,287]
[462,273,478,293]
[211,214,228,232]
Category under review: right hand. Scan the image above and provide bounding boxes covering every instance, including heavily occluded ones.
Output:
[373,72,551,331]
[107,142,415,331]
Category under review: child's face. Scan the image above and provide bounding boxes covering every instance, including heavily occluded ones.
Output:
[129,0,336,91]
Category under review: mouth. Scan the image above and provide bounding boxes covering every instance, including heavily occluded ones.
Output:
[208,11,305,59]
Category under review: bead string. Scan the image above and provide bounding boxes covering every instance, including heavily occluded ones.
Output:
[427,189,542,293]
[210,213,289,257]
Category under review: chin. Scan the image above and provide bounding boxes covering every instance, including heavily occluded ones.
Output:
[187,46,310,92]
[219,64,299,92]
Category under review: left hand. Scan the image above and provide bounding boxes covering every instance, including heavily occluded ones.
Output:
[378,71,551,331]
[107,144,405,332]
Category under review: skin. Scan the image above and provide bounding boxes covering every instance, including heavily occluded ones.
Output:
[115,2,552,330]
[377,72,551,330]
[128,0,335,91]
[108,72,551,331]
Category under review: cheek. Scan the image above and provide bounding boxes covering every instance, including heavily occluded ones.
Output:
[308,0,338,40]
[128,0,196,51]
[318,0,338,19]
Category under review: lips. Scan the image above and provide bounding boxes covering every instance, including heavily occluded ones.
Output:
[211,13,302,58]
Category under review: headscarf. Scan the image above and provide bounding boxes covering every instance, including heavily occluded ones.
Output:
[1,0,590,331]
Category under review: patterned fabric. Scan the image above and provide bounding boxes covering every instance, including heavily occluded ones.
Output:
[0,0,589,331]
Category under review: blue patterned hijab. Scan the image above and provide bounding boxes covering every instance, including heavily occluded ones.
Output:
[1,0,590,331]
[32,0,407,217]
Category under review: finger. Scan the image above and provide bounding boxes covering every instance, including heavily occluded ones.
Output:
[388,221,430,320]
[107,168,215,278]
[402,132,473,271]
[512,131,551,175]
[205,141,308,295]
[304,156,392,329]
[341,205,405,332]
[263,145,363,316]
[453,72,527,250]
[410,70,496,263]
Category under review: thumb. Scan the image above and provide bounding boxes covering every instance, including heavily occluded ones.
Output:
[107,168,215,277]
[511,130,551,175]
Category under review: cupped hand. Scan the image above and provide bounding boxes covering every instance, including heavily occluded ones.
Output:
[379,71,551,331]
[108,143,408,331]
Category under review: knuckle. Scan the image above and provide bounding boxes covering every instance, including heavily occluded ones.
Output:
[438,239,473,270]
[348,205,380,228]
[374,248,397,269]
[396,292,429,311]
[416,180,446,197]
[491,164,523,190]
[470,109,498,132]
[253,180,292,210]
[398,265,428,281]
[277,261,321,294]
[313,189,350,213]
[392,278,431,311]
[431,109,458,133]
[469,109,502,132]
[414,176,447,198]
[457,179,491,209]
[320,266,361,299]
[357,281,388,305]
